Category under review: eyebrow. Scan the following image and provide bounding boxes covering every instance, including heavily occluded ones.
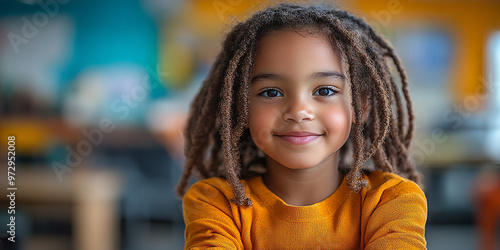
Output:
[307,71,346,81]
[250,71,346,84]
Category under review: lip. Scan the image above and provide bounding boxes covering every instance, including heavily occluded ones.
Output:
[275,131,322,145]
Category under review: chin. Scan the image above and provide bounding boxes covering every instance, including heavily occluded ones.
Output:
[275,159,321,170]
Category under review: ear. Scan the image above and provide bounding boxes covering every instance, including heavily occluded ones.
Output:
[352,95,371,125]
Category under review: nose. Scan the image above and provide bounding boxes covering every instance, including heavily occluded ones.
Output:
[282,96,314,123]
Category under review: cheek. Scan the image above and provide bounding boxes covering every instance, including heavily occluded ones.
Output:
[248,104,277,147]
[323,104,353,140]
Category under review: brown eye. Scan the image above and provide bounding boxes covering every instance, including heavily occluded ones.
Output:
[314,87,337,97]
[259,88,283,98]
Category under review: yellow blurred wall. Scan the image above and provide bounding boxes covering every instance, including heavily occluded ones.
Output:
[164,0,499,102]
[355,0,500,103]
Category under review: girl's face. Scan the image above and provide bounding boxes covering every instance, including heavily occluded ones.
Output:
[248,30,353,170]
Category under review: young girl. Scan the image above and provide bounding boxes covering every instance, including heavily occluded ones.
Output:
[176,3,427,249]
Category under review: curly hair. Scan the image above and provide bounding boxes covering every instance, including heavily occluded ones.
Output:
[176,3,422,206]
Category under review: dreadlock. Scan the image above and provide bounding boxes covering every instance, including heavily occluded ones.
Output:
[176,3,423,206]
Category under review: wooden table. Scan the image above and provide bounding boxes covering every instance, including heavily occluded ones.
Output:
[1,167,122,250]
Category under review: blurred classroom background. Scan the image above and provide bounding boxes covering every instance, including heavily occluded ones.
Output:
[0,0,499,249]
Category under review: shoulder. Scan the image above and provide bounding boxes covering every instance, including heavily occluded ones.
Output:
[364,171,425,198]
[184,177,234,204]
[361,171,427,211]
[183,177,253,209]
[183,177,237,221]
[185,177,233,194]
[182,177,257,227]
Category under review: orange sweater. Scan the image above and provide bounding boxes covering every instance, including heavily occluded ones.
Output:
[183,171,427,249]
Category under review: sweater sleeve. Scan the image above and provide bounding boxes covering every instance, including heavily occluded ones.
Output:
[364,180,428,250]
[182,179,244,250]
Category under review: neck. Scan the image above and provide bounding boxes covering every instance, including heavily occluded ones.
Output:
[263,153,343,206]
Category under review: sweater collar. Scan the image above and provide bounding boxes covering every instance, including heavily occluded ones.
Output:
[247,175,353,222]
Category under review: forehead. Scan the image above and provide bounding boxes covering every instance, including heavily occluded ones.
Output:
[252,30,345,77]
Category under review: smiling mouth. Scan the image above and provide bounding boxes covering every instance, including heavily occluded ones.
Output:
[274,131,322,145]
